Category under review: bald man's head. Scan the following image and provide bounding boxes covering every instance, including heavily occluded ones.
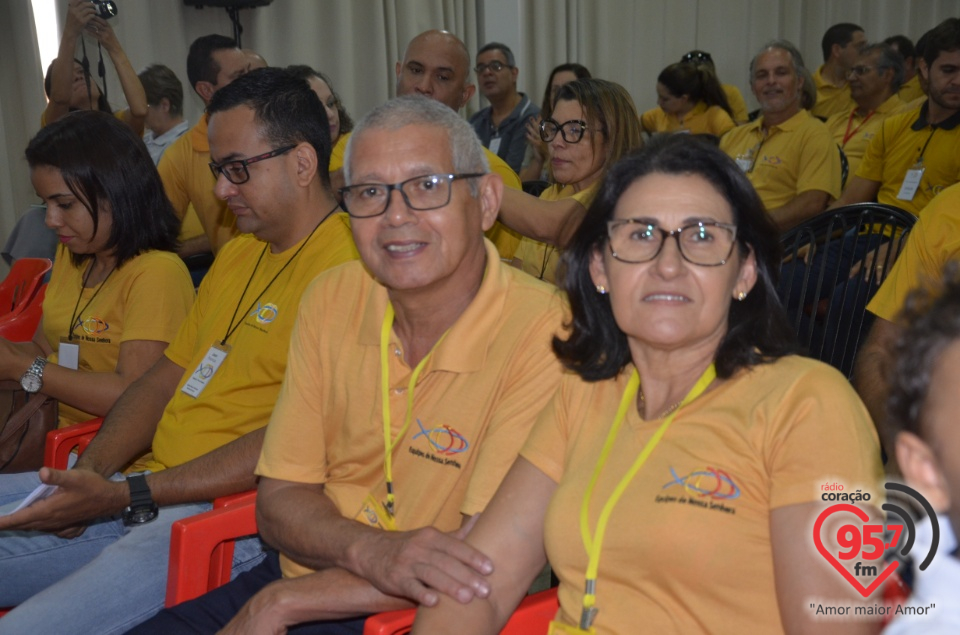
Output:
[396,29,475,111]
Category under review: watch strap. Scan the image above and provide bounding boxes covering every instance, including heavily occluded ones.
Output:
[126,474,154,509]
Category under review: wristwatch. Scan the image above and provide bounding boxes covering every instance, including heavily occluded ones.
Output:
[20,356,48,393]
[122,474,159,525]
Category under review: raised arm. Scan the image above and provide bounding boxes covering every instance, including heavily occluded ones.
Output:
[42,0,97,126]
[413,458,555,634]
[497,187,587,246]
[88,16,147,134]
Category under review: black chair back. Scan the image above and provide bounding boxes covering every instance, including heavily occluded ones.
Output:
[777,203,916,378]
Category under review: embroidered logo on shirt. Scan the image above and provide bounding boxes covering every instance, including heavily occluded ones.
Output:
[79,316,109,335]
[407,419,470,469]
[654,466,740,514]
[250,302,279,325]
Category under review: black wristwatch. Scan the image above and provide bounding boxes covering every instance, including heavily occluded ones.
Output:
[122,474,159,526]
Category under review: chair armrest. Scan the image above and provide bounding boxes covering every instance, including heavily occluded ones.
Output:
[361,587,558,635]
[165,492,258,607]
[44,418,104,469]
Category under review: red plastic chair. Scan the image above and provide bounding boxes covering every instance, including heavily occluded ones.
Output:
[362,586,559,635]
[0,258,51,320]
[0,285,46,342]
[44,417,104,468]
[165,490,258,607]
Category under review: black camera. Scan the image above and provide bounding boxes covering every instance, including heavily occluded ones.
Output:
[91,0,118,19]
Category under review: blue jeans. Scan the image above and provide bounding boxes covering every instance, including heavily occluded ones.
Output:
[0,470,266,635]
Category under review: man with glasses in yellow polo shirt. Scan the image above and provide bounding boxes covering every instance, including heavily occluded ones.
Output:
[132,95,566,635]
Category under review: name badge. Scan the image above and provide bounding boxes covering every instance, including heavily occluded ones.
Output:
[356,493,398,531]
[735,155,752,173]
[181,343,231,398]
[489,136,502,155]
[897,164,925,201]
[58,337,79,370]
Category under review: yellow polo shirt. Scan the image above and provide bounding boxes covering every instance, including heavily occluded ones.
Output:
[513,182,600,284]
[257,239,566,579]
[898,75,925,104]
[856,102,960,217]
[158,115,237,253]
[132,213,359,474]
[641,101,735,137]
[723,84,749,123]
[867,183,960,322]
[720,109,841,211]
[812,65,856,120]
[825,94,907,181]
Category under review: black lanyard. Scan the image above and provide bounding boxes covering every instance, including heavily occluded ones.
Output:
[916,128,938,164]
[220,205,337,345]
[68,262,115,341]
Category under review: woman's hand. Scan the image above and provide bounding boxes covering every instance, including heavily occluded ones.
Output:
[525,116,547,161]
[86,16,119,52]
[64,0,97,35]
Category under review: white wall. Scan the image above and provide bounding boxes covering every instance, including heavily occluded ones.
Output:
[3,0,959,240]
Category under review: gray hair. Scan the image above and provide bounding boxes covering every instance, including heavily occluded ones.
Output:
[477,42,516,68]
[343,95,489,195]
[863,43,905,92]
[749,39,807,80]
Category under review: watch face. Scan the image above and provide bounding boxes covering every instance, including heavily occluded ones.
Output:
[21,373,42,393]
[122,504,159,525]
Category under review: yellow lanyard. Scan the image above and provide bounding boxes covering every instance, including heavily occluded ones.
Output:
[378,302,447,518]
[576,363,716,630]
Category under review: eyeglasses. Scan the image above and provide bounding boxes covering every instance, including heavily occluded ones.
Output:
[338,173,484,218]
[540,119,594,144]
[209,145,296,185]
[848,65,877,77]
[607,220,738,266]
[474,61,511,74]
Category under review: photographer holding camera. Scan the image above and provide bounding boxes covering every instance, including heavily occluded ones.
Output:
[42,0,147,134]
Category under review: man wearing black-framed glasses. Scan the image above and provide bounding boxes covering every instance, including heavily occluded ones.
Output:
[468,42,539,174]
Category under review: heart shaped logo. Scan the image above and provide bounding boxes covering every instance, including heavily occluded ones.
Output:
[813,503,899,597]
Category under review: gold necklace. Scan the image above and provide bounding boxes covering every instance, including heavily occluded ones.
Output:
[639,391,684,420]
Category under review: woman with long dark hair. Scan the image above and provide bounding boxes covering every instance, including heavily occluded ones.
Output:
[0,111,194,427]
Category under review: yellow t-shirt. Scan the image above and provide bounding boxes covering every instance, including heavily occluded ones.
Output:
[898,74,925,104]
[719,110,842,211]
[328,134,348,173]
[522,356,882,635]
[256,239,567,579]
[158,115,237,253]
[641,101,735,137]
[133,213,359,473]
[812,65,856,120]
[867,183,960,322]
[825,94,907,181]
[855,103,960,217]
[42,246,195,427]
[722,83,749,123]
[513,182,600,284]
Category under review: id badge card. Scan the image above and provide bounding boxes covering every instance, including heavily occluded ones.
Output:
[897,163,925,201]
[735,154,752,173]
[181,343,231,398]
[58,337,79,370]
[489,136,502,155]
[356,493,398,531]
